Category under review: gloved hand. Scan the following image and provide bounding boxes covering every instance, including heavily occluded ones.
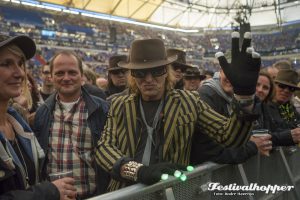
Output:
[216,32,261,96]
[137,162,186,185]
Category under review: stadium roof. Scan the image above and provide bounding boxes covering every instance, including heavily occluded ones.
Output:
[37,0,300,29]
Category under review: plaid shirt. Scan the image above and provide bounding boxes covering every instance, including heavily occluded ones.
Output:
[47,96,96,197]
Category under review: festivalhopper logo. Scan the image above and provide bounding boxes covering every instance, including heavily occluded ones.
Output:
[207,182,294,196]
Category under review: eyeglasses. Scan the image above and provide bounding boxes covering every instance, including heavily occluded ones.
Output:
[42,71,51,75]
[110,69,128,75]
[184,76,201,80]
[131,66,167,78]
[277,83,296,92]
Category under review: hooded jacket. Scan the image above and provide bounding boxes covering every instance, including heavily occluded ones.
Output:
[192,72,258,164]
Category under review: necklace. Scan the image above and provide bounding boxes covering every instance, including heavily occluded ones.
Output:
[14,138,29,183]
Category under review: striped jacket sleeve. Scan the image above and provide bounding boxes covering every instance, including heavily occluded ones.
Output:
[94,96,126,172]
[194,93,253,148]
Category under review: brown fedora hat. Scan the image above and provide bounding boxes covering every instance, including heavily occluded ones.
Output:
[167,48,192,70]
[183,66,206,80]
[118,39,177,69]
[108,55,127,71]
[274,69,300,90]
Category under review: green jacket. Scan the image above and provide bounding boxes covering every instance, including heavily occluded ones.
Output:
[95,90,253,191]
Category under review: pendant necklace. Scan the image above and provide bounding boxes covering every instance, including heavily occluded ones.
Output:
[14,138,29,184]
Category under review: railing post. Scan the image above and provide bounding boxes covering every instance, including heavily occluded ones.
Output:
[238,164,255,200]
[164,187,176,200]
[278,147,300,200]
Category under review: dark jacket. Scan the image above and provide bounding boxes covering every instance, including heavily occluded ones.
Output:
[257,101,297,146]
[33,87,110,195]
[174,79,184,90]
[0,160,58,200]
[105,84,126,98]
[83,84,106,100]
[0,108,59,200]
[193,75,258,164]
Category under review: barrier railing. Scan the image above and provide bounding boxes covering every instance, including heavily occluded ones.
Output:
[88,147,300,200]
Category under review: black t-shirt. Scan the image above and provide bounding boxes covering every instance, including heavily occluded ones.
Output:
[134,99,164,165]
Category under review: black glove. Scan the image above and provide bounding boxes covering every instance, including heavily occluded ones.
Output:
[137,162,186,185]
[216,32,261,96]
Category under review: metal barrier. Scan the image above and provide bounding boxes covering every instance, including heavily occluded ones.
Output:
[88,147,300,200]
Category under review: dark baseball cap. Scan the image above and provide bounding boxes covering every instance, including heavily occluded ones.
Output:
[0,34,36,60]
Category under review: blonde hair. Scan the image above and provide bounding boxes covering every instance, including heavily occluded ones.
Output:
[128,64,176,94]
[6,45,32,110]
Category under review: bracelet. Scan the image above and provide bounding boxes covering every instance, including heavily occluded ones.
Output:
[120,161,144,181]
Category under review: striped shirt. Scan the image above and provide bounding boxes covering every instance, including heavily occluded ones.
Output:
[47,96,96,197]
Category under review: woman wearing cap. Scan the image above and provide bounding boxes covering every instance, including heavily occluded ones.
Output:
[0,35,76,200]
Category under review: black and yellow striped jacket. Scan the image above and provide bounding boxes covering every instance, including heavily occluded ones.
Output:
[95,89,252,191]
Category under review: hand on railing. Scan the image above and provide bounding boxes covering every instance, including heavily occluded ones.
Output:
[137,162,187,185]
[291,127,300,144]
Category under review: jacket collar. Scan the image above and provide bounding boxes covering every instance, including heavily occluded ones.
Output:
[7,107,32,133]
[44,87,100,116]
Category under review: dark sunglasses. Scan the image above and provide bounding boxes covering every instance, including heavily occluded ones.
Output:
[131,66,167,78]
[110,69,128,75]
[172,65,185,72]
[277,83,296,92]
[184,76,201,80]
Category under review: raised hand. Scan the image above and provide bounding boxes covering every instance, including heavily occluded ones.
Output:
[216,32,261,96]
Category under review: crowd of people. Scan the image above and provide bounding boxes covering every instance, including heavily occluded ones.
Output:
[0,2,300,200]
[1,28,300,200]
[1,3,300,62]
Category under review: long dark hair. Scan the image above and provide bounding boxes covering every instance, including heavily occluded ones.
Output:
[259,71,275,103]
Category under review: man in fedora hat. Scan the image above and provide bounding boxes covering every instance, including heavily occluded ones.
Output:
[105,55,128,98]
[167,49,191,89]
[266,69,300,145]
[95,33,262,191]
[183,66,206,91]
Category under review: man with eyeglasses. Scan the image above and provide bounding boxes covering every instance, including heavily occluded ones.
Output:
[267,69,300,145]
[95,34,262,191]
[183,66,206,91]
[39,62,55,102]
[166,49,190,89]
[105,55,128,98]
